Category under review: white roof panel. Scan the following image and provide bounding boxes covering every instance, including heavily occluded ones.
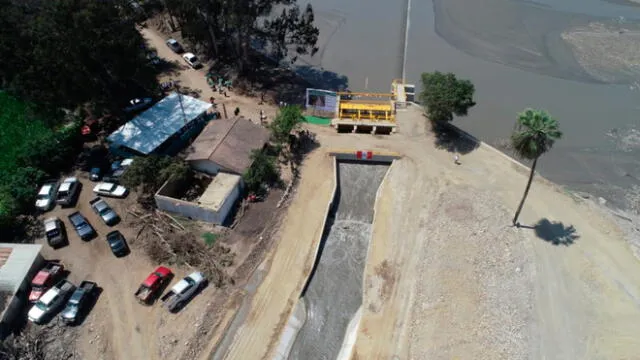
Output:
[0,243,42,294]
[107,93,212,155]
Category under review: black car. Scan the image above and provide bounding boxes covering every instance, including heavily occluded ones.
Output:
[106,231,128,257]
[90,167,102,181]
[165,39,183,53]
[60,281,96,325]
[68,211,96,241]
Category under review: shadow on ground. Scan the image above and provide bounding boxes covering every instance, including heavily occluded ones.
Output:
[520,218,580,246]
[431,120,480,155]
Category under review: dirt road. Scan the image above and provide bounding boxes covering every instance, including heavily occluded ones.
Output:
[211,105,640,359]
[139,27,278,124]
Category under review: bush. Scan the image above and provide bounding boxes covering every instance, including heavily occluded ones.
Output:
[243,149,280,194]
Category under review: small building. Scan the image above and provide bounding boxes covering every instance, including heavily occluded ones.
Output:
[0,244,43,338]
[186,117,270,175]
[155,172,242,225]
[107,92,212,157]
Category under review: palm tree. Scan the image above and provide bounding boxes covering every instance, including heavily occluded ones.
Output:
[511,109,563,226]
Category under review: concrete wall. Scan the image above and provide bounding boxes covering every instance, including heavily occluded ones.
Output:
[154,178,241,225]
[189,159,221,176]
[328,149,403,163]
[0,253,44,339]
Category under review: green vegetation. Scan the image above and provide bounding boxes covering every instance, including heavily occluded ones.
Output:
[511,109,563,226]
[0,93,81,227]
[243,149,280,194]
[120,155,191,195]
[269,105,304,145]
[0,0,157,112]
[420,72,476,124]
[202,232,220,247]
[164,0,319,73]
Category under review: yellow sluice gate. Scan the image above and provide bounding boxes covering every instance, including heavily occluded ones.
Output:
[338,101,395,122]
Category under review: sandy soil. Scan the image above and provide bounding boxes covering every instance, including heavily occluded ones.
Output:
[211,105,640,359]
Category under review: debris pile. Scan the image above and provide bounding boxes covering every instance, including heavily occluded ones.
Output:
[127,208,235,287]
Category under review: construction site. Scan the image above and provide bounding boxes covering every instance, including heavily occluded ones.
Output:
[202,94,640,359]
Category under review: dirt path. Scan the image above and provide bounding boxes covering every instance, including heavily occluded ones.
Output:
[210,105,640,359]
[139,27,278,124]
[205,152,335,359]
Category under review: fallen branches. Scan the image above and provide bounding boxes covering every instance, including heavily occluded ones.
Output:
[127,207,235,287]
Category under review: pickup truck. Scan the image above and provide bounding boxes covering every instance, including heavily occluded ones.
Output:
[161,272,206,312]
[60,281,97,324]
[28,280,76,324]
[89,197,120,226]
[56,177,81,207]
[35,182,58,211]
[68,211,96,241]
[29,261,65,302]
[43,217,67,248]
[135,266,173,304]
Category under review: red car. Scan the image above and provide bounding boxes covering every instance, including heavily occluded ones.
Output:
[29,262,64,302]
[134,266,173,304]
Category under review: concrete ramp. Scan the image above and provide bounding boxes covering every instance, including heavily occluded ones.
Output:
[285,153,394,360]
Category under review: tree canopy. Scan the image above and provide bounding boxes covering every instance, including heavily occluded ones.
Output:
[165,0,319,73]
[511,109,563,161]
[269,105,304,145]
[0,0,157,112]
[511,108,563,226]
[420,72,476,123]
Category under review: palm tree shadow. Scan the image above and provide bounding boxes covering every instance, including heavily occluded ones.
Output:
[518,218,579,246]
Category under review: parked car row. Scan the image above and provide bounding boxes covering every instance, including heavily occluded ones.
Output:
[36,177,129,213]
[165,38,201,69]
[28,275,97,325]
[134,267,206,313]
[90,158,134,183]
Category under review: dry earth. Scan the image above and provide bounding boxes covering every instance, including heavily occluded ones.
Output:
[210,105,640,359]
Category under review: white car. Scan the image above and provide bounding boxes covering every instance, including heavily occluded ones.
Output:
[182,53,201,69]
[93,182,128,198]
[161,272,206,312]
[35,183,58,211]
[28,280,75,324]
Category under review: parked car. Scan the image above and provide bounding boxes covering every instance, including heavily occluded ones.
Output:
[106,230,128,257]
[28,280,76,324]
[123,97,153,113]
[68,211,96,241]
[166,38,183,53]
[161,272,206,312]
[56,177,81,207]
[60,281,96,325]
[89,197,120,226]
[110,158,134,179]
[35,182,58,211]
[182,53,201,69]
[135,267,173,304]
[29,262,65,302]
[93,182,128,198]
[89,167,102,181]
[146,50,161,65]
[43,217,67,248]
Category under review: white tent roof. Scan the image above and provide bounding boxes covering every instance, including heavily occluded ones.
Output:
[108,93,212,155]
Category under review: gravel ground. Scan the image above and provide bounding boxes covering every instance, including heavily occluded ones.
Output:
[288,162,389,360]
[407,186,535,359]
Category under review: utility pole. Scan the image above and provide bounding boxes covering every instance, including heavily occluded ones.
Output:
[174,85,187,124]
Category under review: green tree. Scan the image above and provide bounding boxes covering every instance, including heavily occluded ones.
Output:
[420,72,476,124]
[269,105,303,145]
[243,149,280,194]
[511,109,563,226]
[0,0,157,111]
[120,156,191,194]
[165,0,319,73]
